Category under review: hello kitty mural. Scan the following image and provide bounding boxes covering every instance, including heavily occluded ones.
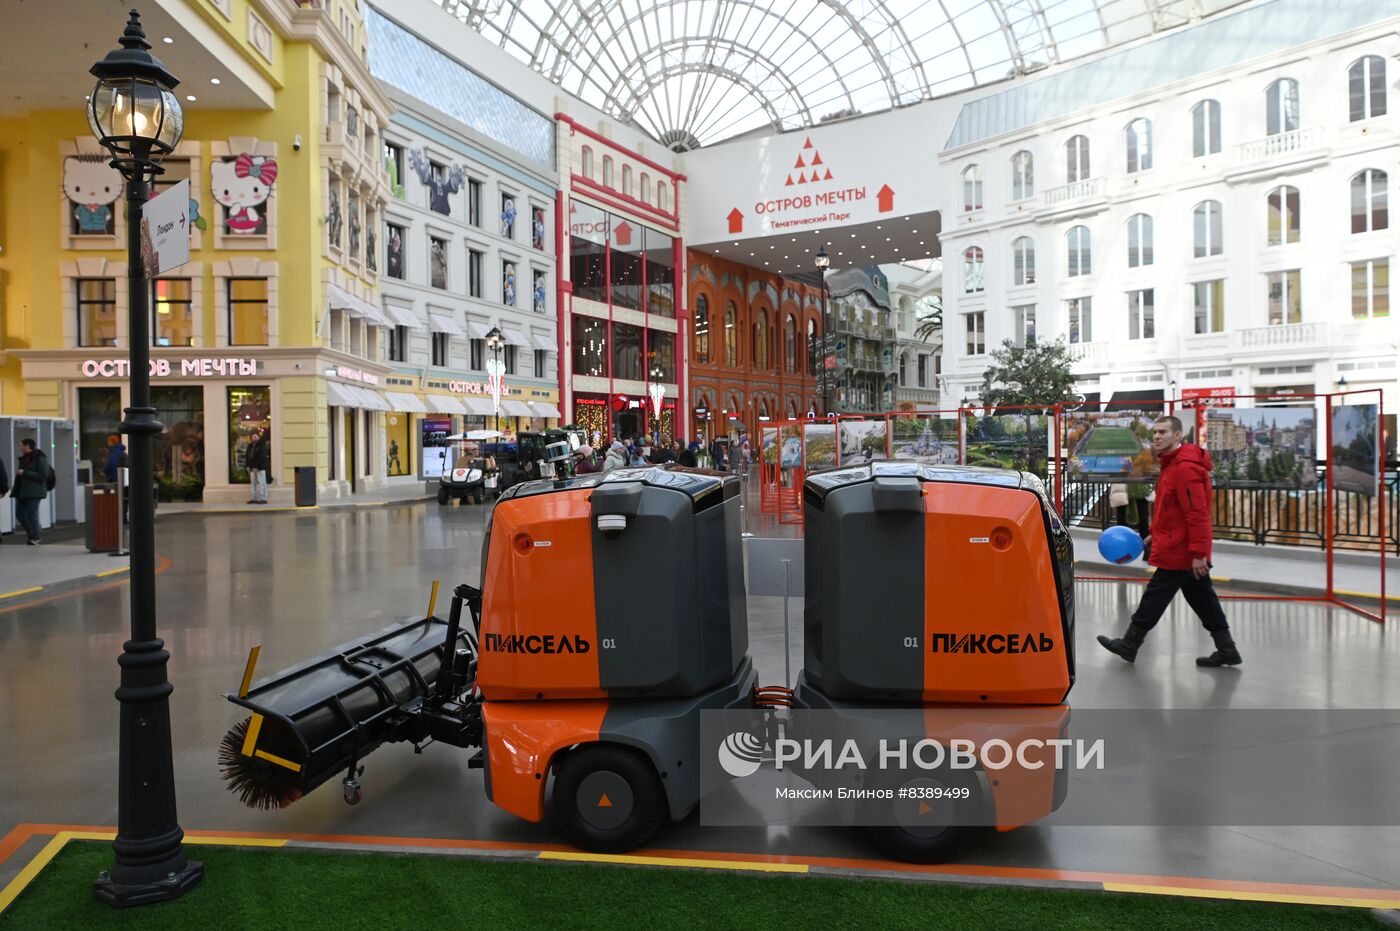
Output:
[63,155,124,236]
[212,153,278,235]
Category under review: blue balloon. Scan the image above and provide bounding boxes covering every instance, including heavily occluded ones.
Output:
[1098,525,1144,564]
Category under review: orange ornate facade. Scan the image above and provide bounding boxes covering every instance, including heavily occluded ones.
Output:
[685,251,824,442]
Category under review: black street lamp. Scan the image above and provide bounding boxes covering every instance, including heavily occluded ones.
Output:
[87,10,202,907]
[814,246,831,416]
[485,326,505,434]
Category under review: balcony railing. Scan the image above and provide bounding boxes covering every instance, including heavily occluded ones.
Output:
[1041,177,1105,208]
[1067,340,1107,361]
[1234,321,1326,350]
[1234,127,1323,164]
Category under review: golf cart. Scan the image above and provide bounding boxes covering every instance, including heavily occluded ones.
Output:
[435,431,499,505]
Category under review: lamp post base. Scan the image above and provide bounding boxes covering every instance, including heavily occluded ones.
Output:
[94,857,202,908]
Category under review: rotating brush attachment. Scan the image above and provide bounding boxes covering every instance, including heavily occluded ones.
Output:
[219,716,305,810]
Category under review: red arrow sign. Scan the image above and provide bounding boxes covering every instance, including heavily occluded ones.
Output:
[614,221,633,246]
[727,208,744,234]
[877,184,895,212]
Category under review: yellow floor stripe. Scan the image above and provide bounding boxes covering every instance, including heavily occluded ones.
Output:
[94,567,130,578]
[0,834,67,913]
[1103,882,1400,909]
[539,850,808,873]
[0,588,44,601]
[184,836,287,848]
[1333,589,1400,603]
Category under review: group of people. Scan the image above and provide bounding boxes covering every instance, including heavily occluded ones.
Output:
[572,436,704,474]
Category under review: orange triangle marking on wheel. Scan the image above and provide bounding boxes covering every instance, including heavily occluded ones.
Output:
[598,793,613,807]
[918,801,933,815]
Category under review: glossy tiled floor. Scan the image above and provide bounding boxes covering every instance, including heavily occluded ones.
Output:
[1,499,1397,891]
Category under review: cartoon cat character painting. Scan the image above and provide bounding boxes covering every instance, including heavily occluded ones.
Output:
[212,153,278,235]
[63,155,124,235]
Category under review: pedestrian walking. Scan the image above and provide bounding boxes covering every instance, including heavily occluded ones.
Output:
[245,428,271,504]
[11,438,49,545]
[1097,415,1242,667]
[103,434,128,483]
[603,441,628,472]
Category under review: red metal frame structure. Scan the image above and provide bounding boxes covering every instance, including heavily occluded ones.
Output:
[756,395,1388,623]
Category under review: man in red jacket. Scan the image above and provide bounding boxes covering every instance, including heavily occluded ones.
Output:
[1098,415,1243,667]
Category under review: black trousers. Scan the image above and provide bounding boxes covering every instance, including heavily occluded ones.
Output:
[1133,569,1230,635]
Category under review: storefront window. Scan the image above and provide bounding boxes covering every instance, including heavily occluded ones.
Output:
[647,329,675,381]
[154,386,204,500]
[694,295,709,363]
[574,396,608,444]
[609,214,643,310]
[227,278,269,346]
[78,386,122,476]
[386,411,412,477]
[227,386,270,483]
[569,200,607,302]
[572,315,608,377]
[421,415,453,477]
[78,278,117,347]
[152,278,194,347]
[644,228,674,317]
[612,322,643,381]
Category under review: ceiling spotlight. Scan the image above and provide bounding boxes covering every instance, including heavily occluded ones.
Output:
[750,252,755,256]
[185,94,197,102]
[894,248,900,252]
[876,225,882,230]
[210,77,221,84]
[919,241,925,245]
[912,229,918,234]
[885,237,891,241]
[850,233,856,238]
[162,36,174,44]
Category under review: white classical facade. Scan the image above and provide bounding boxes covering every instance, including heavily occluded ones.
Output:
[888,262,943,410]
[938,2,1400,412]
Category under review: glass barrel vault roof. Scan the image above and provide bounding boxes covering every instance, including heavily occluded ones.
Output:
[430,0,1253,149]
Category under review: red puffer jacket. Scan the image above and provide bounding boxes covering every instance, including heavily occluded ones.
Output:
[1149,443,1214,571]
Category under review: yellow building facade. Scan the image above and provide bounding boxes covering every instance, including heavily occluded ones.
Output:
[0,0,394,503]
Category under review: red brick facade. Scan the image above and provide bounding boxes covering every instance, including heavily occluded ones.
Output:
[686,251,824,441]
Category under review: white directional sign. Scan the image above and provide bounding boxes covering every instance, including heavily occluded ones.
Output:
[139,178,191,277]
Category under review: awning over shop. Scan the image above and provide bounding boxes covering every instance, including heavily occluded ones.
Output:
[530,332,556,351]
[465,320,494,340]
[326,283,388,327]
[500,328,529,349]
[1107,388,1164,413]
[429,313,466,338]
[354,387,391,411]
[461,396,497,416]
[326,381,361,409]
[501,400,535,418]
[384,391,429,413]
[531,401,563,418]
[384,304,421,329]
[427,394,468,415]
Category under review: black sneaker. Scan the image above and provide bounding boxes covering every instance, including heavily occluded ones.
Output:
[1196,648,1243,667]
[26,539,39,546]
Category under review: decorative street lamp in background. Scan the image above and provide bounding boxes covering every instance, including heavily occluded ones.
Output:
[648,363,666,444]
[814,246,832,416]
[485,326,506,435]
[87,9,202,906]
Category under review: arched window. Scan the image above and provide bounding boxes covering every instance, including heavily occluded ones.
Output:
[1012,237,1036,286]
[657,181,668,212]
[785,315,797,372]
[694,294,709,363]
[1349,56,1387,122]
[640,172,650,204]
[622,164,633,197]
[1011,150,1034,200]
[1193,201,1224,257]
[581,146,594,179]
[1266,78,1300,136]
[806,318,817,375]
[1125,118,1152,173]
[1066,226,1091,277]
[1126,214,1153,267]
[1351,170,1388,234]
[602,156,614,187]
[757,309,769,368]
[962,246,985,293]
[725,301,738,366]
[1065,135,1090,183]
[1267,185,1301,245]
[961,164,983,212]
[1191,100,1221,157]
[899,352,908,385]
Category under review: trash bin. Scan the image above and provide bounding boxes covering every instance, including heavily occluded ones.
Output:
[86,485,120,552]
[294,466,317,507]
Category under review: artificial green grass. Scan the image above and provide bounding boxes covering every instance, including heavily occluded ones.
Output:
[1,841,1389,930]
[1080,427,1144,456]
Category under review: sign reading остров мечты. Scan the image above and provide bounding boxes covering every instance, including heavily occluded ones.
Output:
[80,358,261,378]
